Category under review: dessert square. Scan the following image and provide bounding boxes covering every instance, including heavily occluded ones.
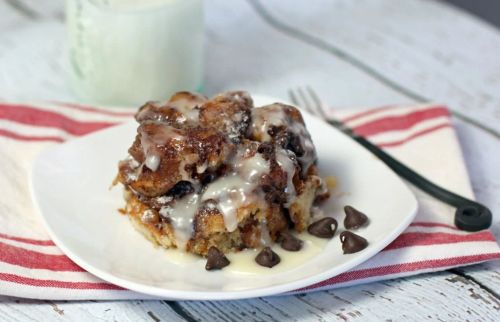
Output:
[115,91,329,257]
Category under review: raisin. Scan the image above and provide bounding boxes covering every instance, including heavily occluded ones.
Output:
[257,142,275,160]
[167,181,194,199]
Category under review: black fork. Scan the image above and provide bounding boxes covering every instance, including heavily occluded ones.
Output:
[288,86,492,232]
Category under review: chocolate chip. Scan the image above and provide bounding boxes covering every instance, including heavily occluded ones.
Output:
[280,232,303,251]
[201,172,217,185]
[167,181,194,199]
[307,217,338,238]
[205,246,230,271]
[255,247,281,268]
[286,133,305,157]
[344,205,369,229]
[340,231,368,254]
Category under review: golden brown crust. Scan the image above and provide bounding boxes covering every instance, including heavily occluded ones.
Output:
[199,92,252,142]
[169,91,208,104]
[135,92,207,125]
[135,101,187,125]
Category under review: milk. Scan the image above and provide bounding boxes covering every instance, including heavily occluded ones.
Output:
[66,0,204,106]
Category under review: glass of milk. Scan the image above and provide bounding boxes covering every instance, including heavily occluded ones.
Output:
[66,0,204,106]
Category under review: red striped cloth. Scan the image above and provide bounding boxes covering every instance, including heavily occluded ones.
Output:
[0,101,498,300]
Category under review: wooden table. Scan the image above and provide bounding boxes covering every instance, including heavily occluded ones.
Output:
[0,0,499,320]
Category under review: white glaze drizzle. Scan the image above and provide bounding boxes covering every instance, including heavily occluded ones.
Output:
[157,151,270,246]
[201,152,269,232]
[168,97,202,123]
[178,160,191,181]
[159,193,200,250]
[121,155,141,181]
[138,93,205,124]
[259,219,272,246]
[145,154,160,172]
[201,175,249,232]
[250,105,286,141]
[139,123,185,171]
[276,148,297,207]
[310,205,324,219]
[196,161,208,174]
[250,104,316,174]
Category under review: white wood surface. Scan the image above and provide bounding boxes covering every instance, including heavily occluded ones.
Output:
[0,0,499,321]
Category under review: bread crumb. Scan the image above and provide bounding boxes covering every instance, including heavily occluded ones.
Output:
[325,176,337,189]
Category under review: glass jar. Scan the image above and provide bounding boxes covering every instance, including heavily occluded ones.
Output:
[66,0,204,106]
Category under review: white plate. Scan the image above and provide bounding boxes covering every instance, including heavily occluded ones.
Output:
[31,95,417,300]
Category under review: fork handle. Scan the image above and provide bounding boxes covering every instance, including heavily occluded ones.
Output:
[338,125,492,232]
